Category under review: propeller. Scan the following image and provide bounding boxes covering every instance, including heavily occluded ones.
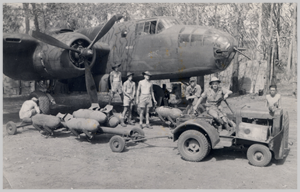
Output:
[32,14,123,109]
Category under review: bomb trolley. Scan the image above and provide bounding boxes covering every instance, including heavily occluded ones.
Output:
[172,104,290,167]
[5,119,146,153]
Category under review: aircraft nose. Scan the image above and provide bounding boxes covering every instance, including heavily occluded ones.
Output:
[213,32,238,70]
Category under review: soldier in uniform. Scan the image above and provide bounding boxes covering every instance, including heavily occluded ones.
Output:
[193,77,233,135]
[185,77,202,114]
[122,72,136,125]
[136,71,157,129]
[108,63,124,105]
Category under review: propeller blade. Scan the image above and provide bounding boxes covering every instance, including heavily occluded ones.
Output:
[87,14,123,49]
[32,30,81,53]
[84,59,99,106]
[233,47,251,60]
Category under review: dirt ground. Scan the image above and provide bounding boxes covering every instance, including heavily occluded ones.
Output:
[2,87,297,189]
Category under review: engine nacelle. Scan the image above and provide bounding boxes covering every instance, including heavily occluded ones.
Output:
[32,32,96,80]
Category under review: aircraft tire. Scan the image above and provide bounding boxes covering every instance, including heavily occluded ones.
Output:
[30,91,50,114]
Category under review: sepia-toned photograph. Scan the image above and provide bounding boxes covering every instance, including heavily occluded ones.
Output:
[2,1,297,189]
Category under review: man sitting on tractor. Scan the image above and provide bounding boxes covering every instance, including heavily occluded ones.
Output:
[193,77,233,135]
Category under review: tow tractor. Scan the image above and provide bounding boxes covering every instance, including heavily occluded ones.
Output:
[172,100,290,167]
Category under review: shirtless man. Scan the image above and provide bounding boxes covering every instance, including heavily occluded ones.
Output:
[122,72,136,125]
[19,97,40,120]
[266,84,281,113]
[109,63,124,105]
[136,71,157,129]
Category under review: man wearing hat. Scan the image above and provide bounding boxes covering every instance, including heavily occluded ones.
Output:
[185,76,202,114]
[136,71,157,129]
[19,97,40,120]
[193,77,233,135]
[108,63,124,105]
[122,72,136,125]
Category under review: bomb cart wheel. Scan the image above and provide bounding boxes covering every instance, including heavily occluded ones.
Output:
[247,144,272,167]
[177,130,209,162]
[109,135,126,152]
[6,121,17,135]
[30,91,50,114]
[130,127,145,142]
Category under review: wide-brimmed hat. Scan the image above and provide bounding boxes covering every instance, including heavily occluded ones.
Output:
[111,62,121,69]
[127,72,134,77]
[142,71,152,76]
[31,97,38,102]
[189,77,197,82]
[209,77,221,85]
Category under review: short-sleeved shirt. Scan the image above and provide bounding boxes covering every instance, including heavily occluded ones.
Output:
[185,84,201,98]
[266,94,281,108]
[201,87,231,107]
[123,80,135,98]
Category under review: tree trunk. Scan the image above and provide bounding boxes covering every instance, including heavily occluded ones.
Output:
[23,3,30,34]
[231,4,240,93]
[291,3,297,78]
[265,3,273,93]
[31,3,40,32]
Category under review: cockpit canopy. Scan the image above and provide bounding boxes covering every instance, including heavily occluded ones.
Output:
[135,17,181,36]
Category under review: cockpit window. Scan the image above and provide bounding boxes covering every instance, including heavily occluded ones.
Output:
[136,18,180,35]
[157,18,180,34]
[136,20,157,36]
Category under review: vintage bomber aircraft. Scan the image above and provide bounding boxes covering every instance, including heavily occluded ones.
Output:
[3,14,249,112]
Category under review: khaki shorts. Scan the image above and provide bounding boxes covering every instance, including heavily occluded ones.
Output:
[138,94,152,108]
[123,95,134,107]
[111,81,122,94]
[207,105,225,119]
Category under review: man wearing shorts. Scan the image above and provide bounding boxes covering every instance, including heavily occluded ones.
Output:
[193,77,233,135]
[122,72,136,125]
[185,77,202,114]
[19,97,40,121]
[136,71,157,129]
[109,63,124,105]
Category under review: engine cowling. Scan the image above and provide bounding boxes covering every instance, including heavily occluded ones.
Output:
[33,32,96,80]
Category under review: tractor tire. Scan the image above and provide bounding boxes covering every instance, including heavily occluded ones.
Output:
[177,130,209,162]
[30,91,50,114]
[109,135,126,153]
[247,144,272,167]
[6,121,17,135]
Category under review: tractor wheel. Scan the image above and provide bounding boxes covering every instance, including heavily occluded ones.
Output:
[177,130,209,162]
[6,121,17,135]
[30,91,50,114]
[247,144,272,167]
[109,135,126,153]
[130,127,145,141]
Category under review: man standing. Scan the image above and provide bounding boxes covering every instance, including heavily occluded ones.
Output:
[185,77,202,114]
[109,63,124,105]
[193,77,233,135]
[136,71,157,129]
[266,84,281,113]
[19,97,40,120]
[122,72,136,125]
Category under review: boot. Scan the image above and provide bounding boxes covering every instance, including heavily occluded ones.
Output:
[120,118,127,127]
